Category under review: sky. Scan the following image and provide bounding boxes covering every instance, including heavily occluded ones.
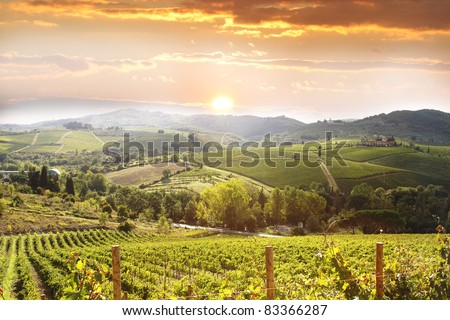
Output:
[0,0,449,124]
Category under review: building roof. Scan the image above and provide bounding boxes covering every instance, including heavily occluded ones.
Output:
[48,168,61,175]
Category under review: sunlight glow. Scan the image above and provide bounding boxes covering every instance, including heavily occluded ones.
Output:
[212,96,234,113]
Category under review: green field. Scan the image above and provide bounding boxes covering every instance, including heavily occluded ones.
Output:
[34,130,68,145]
[59,131,104,153]
[0,133,36,152]
[336,172,450,194]
[218,158,327,188]
[370,152,450,181]
[329,159,402,179]
[338,146,416,162]
[208,145,450,191]
[0,143,18,153]
[415,144,450,157]
[0,230,448,300]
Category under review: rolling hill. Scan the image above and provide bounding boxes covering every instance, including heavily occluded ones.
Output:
[283,109,450,145]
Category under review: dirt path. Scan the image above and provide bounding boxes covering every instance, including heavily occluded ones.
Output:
[318,159,339,193]
[56,131,72,144]
[29,260,53,300]
[204,165,274,192]
[91,131,104,144]
[173,223,282,238]
[13,132,40,152]
[30,132,39,146]
[54,131,72,153]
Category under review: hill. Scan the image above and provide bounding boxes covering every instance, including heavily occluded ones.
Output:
[283,109,450,145]
[2,107,305,140]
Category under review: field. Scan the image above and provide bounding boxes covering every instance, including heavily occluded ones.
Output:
[370,152,450,182]
[0,133,36,152]
[0,230,448,300]
[207,145,450,192]
[106,162,184,186]
[328,159,401,179]
[337,146,415,162]
[59,131,104,153]
[33,130,68,145]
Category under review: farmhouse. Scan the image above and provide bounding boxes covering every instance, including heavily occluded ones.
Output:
[360,135,396,147]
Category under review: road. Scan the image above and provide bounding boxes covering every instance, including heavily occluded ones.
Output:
[318,158,339,193]
[172,223,283,238]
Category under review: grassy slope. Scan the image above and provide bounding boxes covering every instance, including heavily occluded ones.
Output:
[209,145,450,191]
[0,133,36,152]
[370,152,450,181]
[0,193,105,234]
[338,146,416,162]
[218,158,327,188]
[59,131,103,153]
[334,150,450,193]
[106,162,183,186]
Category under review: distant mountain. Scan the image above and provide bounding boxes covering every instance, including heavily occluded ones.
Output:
[1,107,306,139]
[283,109,450,144]
[183,114,304,139]
[2,104,448,144]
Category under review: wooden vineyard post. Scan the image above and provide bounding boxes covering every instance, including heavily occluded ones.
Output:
[112,245,121,300]
[187,284,193,300]
[376,242,384,300]
[265,246,275,300]
[40,294,47,300]
[123,291,128,300]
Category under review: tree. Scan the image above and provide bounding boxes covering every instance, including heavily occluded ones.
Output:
[65,176,75,195]
[347,183,375,210]
[264,187,284,225]
[117,205,129,222]
[163,195,183,222]
[157,216,171,233]
[251,202,265,228]
[88,173,107,194]
[258,188,267,209]
[99,211,108,227]
[162,169,171,180]
[39,166,48,189]
[184,200,198,224]
[283,187,312,226]
[28,170,40,191]
[197,179,252,230]
[47,174,60,193]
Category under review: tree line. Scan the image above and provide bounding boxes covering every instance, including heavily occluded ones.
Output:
[2,161,449,234]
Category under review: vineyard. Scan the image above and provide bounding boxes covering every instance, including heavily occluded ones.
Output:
[0,229,449,300]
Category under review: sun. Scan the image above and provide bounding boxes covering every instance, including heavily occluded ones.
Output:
[212,96,234,113]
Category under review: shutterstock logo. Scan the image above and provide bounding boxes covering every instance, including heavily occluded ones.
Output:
[102,132,348,168]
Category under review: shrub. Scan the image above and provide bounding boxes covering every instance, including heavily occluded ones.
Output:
[291,226,306,236]
[118,220,135,232]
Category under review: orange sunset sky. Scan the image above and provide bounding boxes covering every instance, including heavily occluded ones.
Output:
[1,0,449,123]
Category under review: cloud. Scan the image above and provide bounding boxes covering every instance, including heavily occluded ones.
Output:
[9,0,229,22]
[4,0,449,40]
[154,51,450,73]
[183,0,450,31]
[0,52,156,79]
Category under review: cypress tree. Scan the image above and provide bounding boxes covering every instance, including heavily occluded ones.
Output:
[65,176,75,195]
[39,166,48,189]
